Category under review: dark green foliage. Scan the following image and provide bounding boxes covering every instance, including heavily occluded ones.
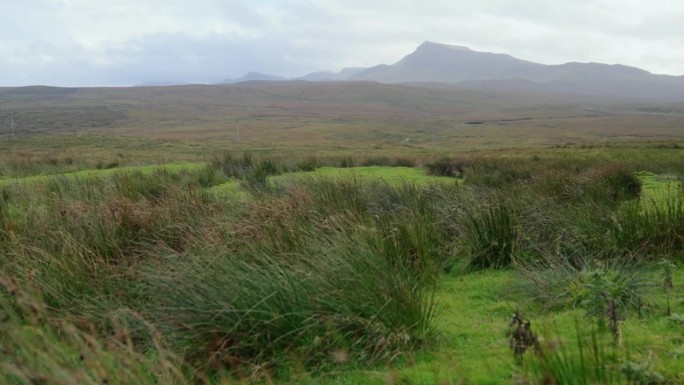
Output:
[360,155,391,166]
[463,200,519,270]
[337,156,355,168]
[95,159,120,170]
[659,259,677,316]
[599,164,642,201]
[584,271,610,331]
[196,165,224,188]
[212,151,255,178]
[423,157,463,177]
[390,156,416,168]
[519,253,655,313]
[621,360,665,385]
[462,159,533,188]
[296,155,319,171]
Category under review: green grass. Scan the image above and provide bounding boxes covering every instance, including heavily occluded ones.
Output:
[208,179,248,200]
[638,171,682,205]
[1,143,683,384]
[270,166,458,185]
[0,161,206,186]
[309,267,684,384]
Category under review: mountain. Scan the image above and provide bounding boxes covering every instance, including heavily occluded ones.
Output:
[352,41,545,83]
[295,67,366,81]
[350,41,684,101]
[223,72,288,84]
[208,42,684,100]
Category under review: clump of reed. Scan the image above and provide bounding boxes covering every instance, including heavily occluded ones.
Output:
[1,149,681,382]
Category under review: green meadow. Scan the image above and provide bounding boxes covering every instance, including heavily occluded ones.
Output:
[1,140,682,384]
[0,161,204,186]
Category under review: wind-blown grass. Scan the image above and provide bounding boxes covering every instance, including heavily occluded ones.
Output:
[0,148,682,383]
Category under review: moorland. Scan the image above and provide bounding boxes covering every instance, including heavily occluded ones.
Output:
[0,72,683,385]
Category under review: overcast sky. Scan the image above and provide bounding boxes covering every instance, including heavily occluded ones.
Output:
[1,0,683,87]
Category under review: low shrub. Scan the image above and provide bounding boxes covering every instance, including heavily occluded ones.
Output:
[462,199,520,270]
[605,192,684,255]
[518,252,655,313]
[296,155,319,172]
[390,156,417,168]
[360,156,391,167]
[424,157,463,177]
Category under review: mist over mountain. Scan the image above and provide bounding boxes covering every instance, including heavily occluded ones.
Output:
[295,67,367,82]
[213,41,684,101]
[351,42,546,83]
[135,80,193,87]
[348,41,684,101]
[222,72,288,84]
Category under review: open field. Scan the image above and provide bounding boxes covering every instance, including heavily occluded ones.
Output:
[2,83,684,153]
[0,82,683,384]
[1,142,682,384]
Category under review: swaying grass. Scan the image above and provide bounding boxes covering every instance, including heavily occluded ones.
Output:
[462,198,520,270]
[608,191,684,255]
[2,169,451,381]
[518,252,656,313]
[517,323,625,385]
[0,278,187,385]
[139,179,447,376]
[0,146,682,383]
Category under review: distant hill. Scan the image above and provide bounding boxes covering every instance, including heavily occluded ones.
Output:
[349,41,684,101]
[135,81,192,87]
[295,67,367,82]
[213,42,684,101]
[223,72,288,84]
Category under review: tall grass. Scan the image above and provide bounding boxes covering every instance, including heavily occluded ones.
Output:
[1,169,450,379]
[137,179,446,374]
[518,323,624,385]
[462,199,520,269]
[0,278,187,385]
[608,192,684,255]
[0,149,681,382]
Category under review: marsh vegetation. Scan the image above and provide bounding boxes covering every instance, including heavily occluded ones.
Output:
[0,139,682,384]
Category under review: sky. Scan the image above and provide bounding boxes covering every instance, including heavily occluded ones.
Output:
[1,0,683,87]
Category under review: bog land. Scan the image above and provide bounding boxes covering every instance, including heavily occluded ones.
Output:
[0,82,682,385]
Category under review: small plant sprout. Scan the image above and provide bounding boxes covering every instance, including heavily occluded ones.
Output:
[658,258,676,316]
[583,270,610,332]
[607,298,622,346]
[507,310,539,362]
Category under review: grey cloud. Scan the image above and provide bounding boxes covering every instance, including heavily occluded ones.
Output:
[2,0,684,86]
[36,32,335,86]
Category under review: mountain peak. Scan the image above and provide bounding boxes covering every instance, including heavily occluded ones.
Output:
[416,41,472,52]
